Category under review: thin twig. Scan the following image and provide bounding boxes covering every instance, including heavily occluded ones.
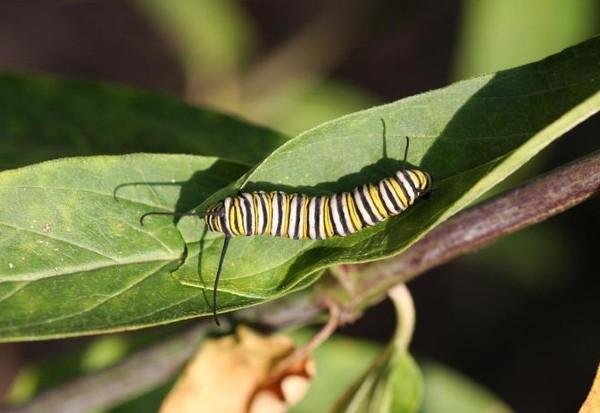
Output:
[297,298,341,356]
[270,299,340,382]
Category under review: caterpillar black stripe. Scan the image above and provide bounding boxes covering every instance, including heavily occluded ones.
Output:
[140,138,432,325]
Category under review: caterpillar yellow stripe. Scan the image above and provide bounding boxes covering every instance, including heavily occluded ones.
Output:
[206,168,432,240]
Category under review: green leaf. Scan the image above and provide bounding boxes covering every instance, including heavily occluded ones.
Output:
[0,154,247,341]
[174,37,600,317]
[331,352,421,413]
[331,285,423,413]
[0,73,287,170]
[420,362,513,413]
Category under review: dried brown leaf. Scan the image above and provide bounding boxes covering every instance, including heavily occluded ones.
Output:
[160,326,314,413]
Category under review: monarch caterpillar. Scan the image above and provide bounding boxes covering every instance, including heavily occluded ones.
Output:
[140,137,432,325]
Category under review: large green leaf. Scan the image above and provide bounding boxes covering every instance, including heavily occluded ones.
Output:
[0,73,287,169]
[0,154,247,341]
[173,37,600,316]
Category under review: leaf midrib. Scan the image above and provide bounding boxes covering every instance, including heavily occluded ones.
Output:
[0,260,175,333]
[0,256,178,283]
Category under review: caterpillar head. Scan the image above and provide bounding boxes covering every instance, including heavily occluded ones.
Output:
[415,169,433,195]
[402,168,432,198]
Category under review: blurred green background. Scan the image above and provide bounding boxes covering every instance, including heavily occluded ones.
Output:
[0,1,598,412]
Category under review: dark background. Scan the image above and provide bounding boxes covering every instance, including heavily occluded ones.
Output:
[0,1,598,412]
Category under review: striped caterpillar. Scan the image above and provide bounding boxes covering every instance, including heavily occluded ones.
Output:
[140,137,432,324]
[204,169,431,239]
